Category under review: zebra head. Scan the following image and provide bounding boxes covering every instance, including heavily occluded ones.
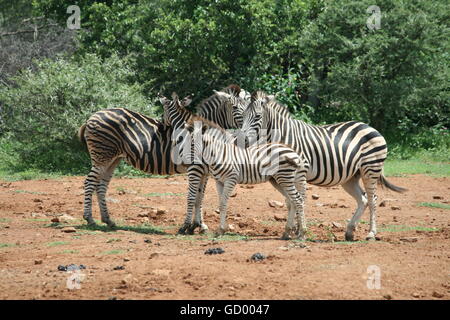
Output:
[212,84,250,128]
[240,90,275,147]
[158,92,192,128]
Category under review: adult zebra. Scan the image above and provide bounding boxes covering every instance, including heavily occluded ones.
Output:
[78,85,249,227]
[239,91,406,241]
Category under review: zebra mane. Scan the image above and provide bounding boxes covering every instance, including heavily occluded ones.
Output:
[195,84,241,114]
[264,99,293,119]
[186,115,227,133]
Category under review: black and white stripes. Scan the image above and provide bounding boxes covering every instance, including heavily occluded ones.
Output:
[240,91,406,240]
[79,85,249,227]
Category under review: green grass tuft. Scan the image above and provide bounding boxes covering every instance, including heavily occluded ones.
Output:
[417,202,450,210]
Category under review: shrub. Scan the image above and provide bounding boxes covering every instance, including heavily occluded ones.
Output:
[0,53,154,173]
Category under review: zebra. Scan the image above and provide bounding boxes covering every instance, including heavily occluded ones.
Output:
[166,110,310,239]
[239,91,406,241]
[78,85,249,228]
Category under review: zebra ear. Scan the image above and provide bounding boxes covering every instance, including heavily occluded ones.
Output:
[184,123,194,133]
[158,93,169,106]
[214,90,231,100]
[266,95,275,102]
[181,95,193,108]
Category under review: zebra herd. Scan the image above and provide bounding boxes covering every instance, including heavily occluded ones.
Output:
[78,84,405,241]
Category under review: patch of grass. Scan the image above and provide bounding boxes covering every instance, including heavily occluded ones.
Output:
[101,249,125,255]
[142,192,184,197]
[0,168,66,181]
[379,224,440,233]
[106,238,122,243]
[13,190,47,195]
[76,222,167,235]
[0,218,11,223]
[418,202,450,210]
[384,158,449,177]
[0,243,16,249]
[26,218,50,222]
[333,240,369,245]
[46,241,69,247]
[59,249,79,254]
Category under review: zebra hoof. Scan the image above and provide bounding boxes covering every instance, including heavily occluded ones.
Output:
[345,232,354,242]
[280,233,291,240]
[177,225,189,235]
[199,225,209,235]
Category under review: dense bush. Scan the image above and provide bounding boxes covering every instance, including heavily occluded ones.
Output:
[33,0,449,146]
[0,0,447,175]
[0,54,154,173]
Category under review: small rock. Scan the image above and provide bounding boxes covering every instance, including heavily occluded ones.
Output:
[51,217,60,223]
[331,222,343,229]
[149,252,159,259]
[432,291,444,298]
[412,292,421,298]
[391,206,401,211]
[144,239,152,244]
[123,258,130,262]
[156,208,167,215]
[311,194,320,200]
[432,195,443,200]
[113,266,125,271]
[33,198,42,203]
[240,185,254,189]
[137,213,148,218]
[339,204,349,208]
[268,200,284,208]
[214,209,220,214]
[238,222,248,228]
[228,224,235,231]
[61,227,77,233]
[34,259,43,265]
[204,247,225,255]
[278,246,289,251]
[273,214,286,222]
[250,253,266,262]
[383,294,393,300]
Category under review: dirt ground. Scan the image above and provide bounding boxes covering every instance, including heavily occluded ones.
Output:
[0,174,448,300]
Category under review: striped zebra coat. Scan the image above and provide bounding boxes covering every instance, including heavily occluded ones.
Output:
[165,109,310,239]
[78,85,249,227]
[240,91,406,241]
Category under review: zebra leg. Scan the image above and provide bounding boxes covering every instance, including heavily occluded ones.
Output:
[188,174,209,234]
[83,166,101,225]
[178,167,201,234]
[215,178,237,236]
[362,175,379,241]
[342,176,368,241]
[295,174,307,240]
[269,179,298,240]
[96,158,121,228]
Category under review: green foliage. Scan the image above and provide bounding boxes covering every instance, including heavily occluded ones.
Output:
[297,0,449,142]
[0,0,446,175]
[0,54,154,174]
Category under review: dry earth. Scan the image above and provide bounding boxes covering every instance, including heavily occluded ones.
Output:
[0,174,448,300]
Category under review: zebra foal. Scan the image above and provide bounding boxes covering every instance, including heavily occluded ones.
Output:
[163,99,310,239]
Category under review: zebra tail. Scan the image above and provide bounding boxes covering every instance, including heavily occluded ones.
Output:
[379,174,407,193]
[78,124,87,148]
